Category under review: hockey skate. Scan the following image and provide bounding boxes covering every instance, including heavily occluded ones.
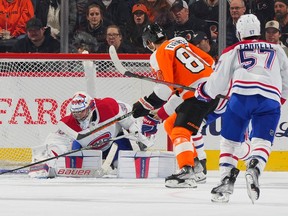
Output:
[211,167,240,203]
[194,158,206,184]
[165,165,197,188]
[200,159,207,175]
[245,159,260,204]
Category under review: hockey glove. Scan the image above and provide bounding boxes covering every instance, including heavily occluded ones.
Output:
[141,114,160,137]
[195,82,212,102]
[132,97,154,118]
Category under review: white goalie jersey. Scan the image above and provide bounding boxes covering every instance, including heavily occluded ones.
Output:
[29,97,151,178]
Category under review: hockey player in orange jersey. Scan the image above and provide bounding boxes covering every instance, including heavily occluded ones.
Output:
[132,23,219,188]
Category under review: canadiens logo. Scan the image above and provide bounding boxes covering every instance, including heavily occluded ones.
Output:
[88,132,112,149]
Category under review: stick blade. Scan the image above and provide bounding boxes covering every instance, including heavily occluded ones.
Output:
[109,45,127,75]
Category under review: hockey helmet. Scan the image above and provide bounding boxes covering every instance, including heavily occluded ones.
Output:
[236,14,261,41]
[142,23,166,48]
[70,91,93,113]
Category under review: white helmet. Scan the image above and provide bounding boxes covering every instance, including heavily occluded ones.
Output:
[236,14,261,41]
[70,91,93,113]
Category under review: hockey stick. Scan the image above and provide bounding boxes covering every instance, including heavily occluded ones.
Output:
[109,45,226,99]
[0,133,128,175]
[75,111,133,140]
[95,143,118,177]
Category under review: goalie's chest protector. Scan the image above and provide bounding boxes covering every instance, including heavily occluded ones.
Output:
[63,98,122,151]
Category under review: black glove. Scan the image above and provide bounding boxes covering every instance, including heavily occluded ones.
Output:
[132,97,153,118]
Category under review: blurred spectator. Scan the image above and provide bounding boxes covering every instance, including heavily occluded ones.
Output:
[226,0,246,47]
[189,0,226,41]
[71,31,99,53]
[138,0,174,29]
[190,0,220,22]
[190,0,231,41]
[166,0,211,42]
[75,0,89,30]
[34,0,77,40]
[74,2,112,44]
[274,0,288,47]
[125,3,150,53]
[0,0,34,39]
[89,0,131,32]
[265,20,288,56]
[97,24,136,53]
[11,17,60,53]
[244,0,274,33]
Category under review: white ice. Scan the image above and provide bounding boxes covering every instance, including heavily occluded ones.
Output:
[0,171,287,216]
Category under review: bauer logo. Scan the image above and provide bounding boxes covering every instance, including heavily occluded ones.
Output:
[57,168,92,176]
[134,157,150,178]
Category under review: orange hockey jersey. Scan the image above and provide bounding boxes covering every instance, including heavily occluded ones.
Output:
[150,37,214,100]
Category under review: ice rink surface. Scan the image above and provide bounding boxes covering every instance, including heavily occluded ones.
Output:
[0,171,287,216]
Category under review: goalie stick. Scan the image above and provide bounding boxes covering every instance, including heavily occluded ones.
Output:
[109,45,227,99]
[0,133,127,175]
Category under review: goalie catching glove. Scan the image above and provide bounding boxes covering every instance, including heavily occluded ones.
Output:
[127,123,155,150]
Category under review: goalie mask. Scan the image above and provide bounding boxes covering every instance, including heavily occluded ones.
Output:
[236,14,261,41]
[70,91,94,122]
[142,23,166,51]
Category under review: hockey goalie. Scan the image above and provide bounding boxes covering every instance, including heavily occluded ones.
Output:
[28,91,153,178]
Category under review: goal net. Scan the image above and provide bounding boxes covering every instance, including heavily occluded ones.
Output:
[0,53,167,172]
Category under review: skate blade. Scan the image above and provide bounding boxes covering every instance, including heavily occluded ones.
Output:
[211,192,230,203]
[245,174,259,204]
[165,179,197,188]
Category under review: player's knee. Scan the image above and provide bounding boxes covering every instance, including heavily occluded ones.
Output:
[170,127,192,143]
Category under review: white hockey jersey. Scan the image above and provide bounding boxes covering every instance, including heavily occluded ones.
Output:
[204,40,288,104]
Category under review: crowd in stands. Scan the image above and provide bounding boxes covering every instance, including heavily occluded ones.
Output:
[0,0,288,58]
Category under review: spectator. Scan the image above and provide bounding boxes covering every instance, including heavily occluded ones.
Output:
[90,0,131,32]
[74,2,112,45]
[139,0,174,29]
[265,20,288,56]
[11,17,60,53]
[189,0,229,41]
[34,0,77,40]
[125,3,150,53]
[166,0,211,43]
[274,0,288,47]
[226,0,246,47]
[190,0,221,22]
[97,24,136,53]
[0,0,34,39]
[71,31,99,53]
